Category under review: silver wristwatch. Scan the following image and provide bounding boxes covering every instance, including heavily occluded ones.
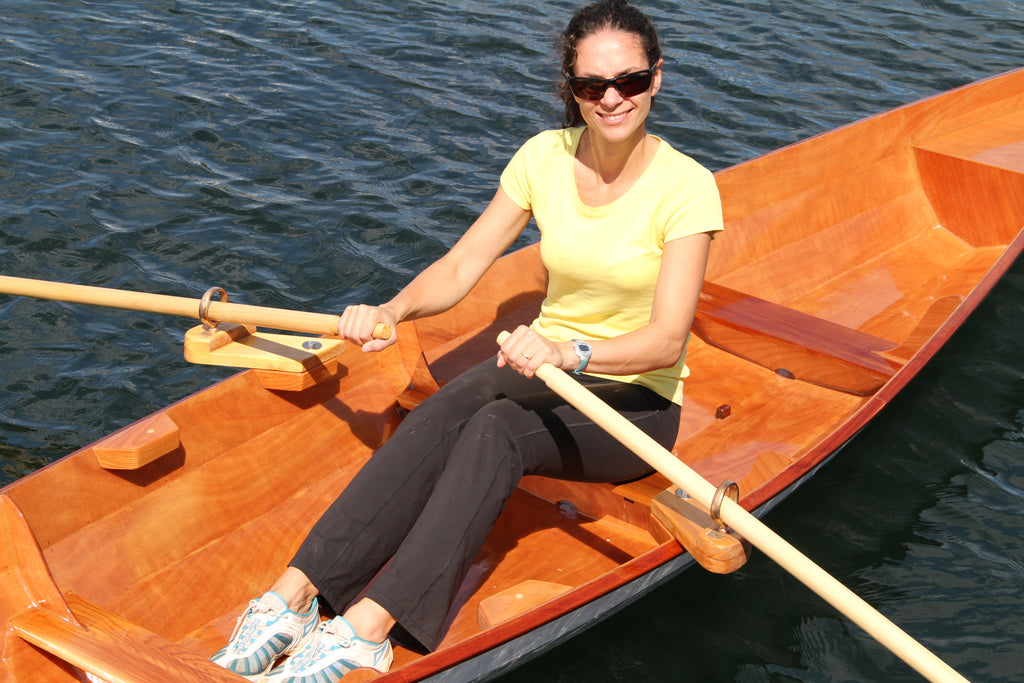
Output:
[572,339,592,375]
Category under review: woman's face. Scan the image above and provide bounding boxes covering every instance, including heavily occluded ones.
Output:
[571,28,661,144]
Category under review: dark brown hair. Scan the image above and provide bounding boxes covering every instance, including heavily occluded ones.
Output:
[557,0,662,127]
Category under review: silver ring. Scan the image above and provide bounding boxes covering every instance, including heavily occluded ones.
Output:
[521,352,531,359]
[709,480,739,533]
[199,286,228,332]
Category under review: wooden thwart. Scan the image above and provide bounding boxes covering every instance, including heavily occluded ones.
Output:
[693,281,899,395]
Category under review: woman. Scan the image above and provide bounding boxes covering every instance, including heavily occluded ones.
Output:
[212,1,723,680]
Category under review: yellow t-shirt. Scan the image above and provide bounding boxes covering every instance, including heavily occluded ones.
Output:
[499,127,724,404]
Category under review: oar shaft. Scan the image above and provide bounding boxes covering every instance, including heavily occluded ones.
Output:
[501,333,969,683]
[0,275,386,338]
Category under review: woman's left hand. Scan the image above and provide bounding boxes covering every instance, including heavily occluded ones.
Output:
[496,325,567,378]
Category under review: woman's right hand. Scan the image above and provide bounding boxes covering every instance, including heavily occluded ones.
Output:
[335,304,398,353]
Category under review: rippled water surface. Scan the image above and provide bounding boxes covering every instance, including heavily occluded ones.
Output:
[1,1,1022,680]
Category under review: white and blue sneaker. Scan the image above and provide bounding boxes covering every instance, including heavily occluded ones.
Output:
[210,591,320,680]
[261,615,393,682]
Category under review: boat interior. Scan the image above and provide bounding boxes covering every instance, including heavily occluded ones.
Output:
[0,71,1022,681]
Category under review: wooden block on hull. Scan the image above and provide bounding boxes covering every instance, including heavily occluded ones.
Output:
[477,580,572,630]
[92,412,180,470]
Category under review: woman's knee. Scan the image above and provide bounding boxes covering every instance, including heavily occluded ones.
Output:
[451,402,527,474]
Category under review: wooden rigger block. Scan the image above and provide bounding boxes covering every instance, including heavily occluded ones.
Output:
[183,323,347,391]
[650,488,750,574]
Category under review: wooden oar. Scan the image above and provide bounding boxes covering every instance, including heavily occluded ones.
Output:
[0,275,389,338]
[496,332,970,683]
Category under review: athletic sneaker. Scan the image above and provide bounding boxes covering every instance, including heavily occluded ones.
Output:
[210,591,320,680]
[260,615,393,682]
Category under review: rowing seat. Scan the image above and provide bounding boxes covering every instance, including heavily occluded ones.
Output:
[692,281,900,395]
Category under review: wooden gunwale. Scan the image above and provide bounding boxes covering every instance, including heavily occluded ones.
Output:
[0,68,1022,681]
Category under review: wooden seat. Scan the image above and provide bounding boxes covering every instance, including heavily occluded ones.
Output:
[692,281,899,395]
[914,106,1024,247]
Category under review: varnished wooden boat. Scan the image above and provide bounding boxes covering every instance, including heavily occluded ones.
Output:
[1,68,1022,682]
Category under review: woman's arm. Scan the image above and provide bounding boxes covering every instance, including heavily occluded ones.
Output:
[338,187,533,351]
[499,231,712,377]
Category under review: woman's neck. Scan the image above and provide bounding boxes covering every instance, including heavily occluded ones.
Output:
[575,127,657,206]
[582,126,652,182]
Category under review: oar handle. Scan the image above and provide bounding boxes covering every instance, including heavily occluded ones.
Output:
[496,331,970,683]
[0,275,390,339]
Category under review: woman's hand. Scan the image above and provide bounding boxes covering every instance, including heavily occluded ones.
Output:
[496,325,568,378]
[335,304,398,353]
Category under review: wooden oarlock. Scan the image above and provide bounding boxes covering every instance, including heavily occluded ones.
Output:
[0,276,389,386]
[182,286,347,378]
[650,481,750,574]
[497,331,971,683]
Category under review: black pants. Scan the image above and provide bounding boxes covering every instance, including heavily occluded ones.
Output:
[290,359,680,651]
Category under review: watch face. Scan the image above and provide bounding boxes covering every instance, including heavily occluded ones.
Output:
[572,340,591,374]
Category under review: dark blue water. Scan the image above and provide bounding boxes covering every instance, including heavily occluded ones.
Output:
[1,1,1021,680]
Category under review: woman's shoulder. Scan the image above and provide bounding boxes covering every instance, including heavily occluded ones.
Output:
[518,126,583,156]
[651,135,715,179]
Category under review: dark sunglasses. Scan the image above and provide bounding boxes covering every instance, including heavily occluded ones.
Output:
[567,66,657,101]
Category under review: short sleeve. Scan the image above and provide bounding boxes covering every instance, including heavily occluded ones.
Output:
[663,164,724,244]
[499,137,536,211]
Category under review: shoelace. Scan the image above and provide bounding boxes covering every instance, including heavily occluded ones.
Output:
[290,620,355,668]
[231,598,277,651]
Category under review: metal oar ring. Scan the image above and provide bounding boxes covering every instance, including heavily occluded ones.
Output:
[199,286,228,332]
[709,480,739,533]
